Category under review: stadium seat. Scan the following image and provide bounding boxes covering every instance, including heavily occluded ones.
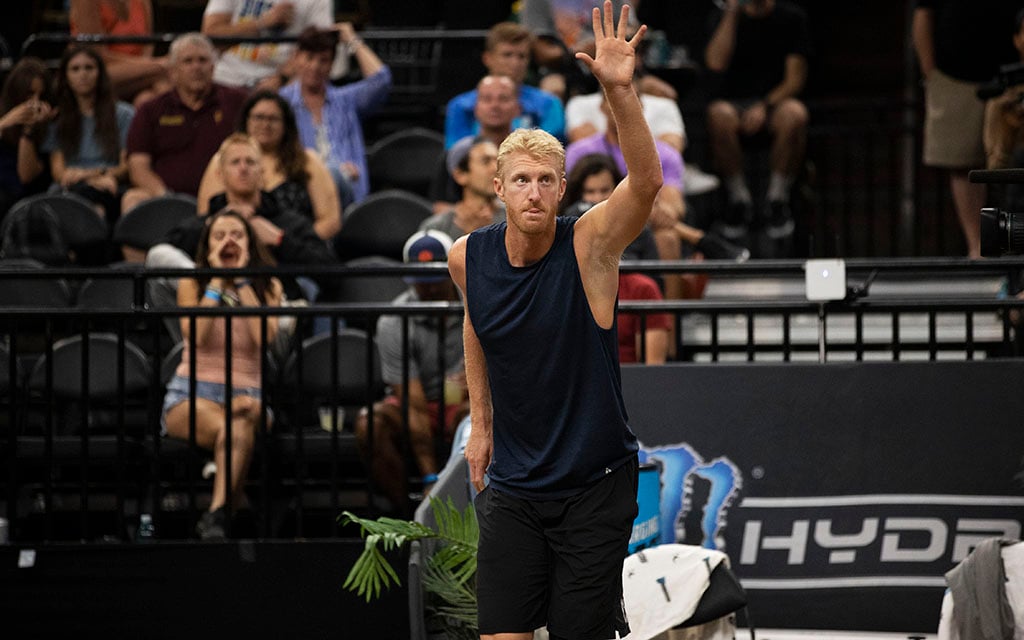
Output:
[1,192,109,265]
[334,189,432,262]
[113,194,198,253]
[366,126,445,197]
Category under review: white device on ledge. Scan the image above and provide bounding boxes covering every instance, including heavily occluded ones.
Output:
[804,259,847,301]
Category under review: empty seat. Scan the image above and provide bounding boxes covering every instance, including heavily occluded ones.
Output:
[334,189,432,262]
[334,256,409,331]
[1,192,109,265]
[366,127,445,197]
[0,258,73,308]
[113,194,198,253]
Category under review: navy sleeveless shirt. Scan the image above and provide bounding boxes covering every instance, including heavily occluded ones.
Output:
[465,216,638,500]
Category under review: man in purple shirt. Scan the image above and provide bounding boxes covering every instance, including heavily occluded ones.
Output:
[279,24,391,206]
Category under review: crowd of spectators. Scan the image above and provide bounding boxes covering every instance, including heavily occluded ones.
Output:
[4,0,1024,530]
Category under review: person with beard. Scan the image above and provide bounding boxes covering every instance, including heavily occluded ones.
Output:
[161,208,283,540]
[421,135,505,240]
[430,75,519,214]
[446,4,658,637]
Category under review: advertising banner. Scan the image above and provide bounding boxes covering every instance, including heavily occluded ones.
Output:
[621,361,1024,631]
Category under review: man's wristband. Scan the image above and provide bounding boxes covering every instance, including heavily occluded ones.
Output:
[204,287,222,302]
[422,473,439,485]
[235,279,252,289]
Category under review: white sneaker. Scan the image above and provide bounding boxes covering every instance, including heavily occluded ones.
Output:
[683,164,720,195]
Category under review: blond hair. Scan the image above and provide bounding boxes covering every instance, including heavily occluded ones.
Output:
[496,128,565,181]
[217,132,262,166]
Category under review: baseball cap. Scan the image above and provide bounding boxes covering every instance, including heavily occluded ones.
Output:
[446,135,485,178]
[402,230,453,284]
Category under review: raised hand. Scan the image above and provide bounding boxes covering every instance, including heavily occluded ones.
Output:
[574,0,646,91]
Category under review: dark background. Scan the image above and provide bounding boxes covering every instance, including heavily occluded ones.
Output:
[3,0,912,101]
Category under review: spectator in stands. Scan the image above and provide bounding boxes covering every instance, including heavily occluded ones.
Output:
[197,90,341,241]
[519,0,676,102]
[69,0,172,108]
[704,0,811,244]
[421,135,505,239]
[0,57,54,218]
[914,0,1020,258]
[560,153,677,363]
[147,133,336,339]
[161,208,283,540]
[565,69,720,197]
[983,9,1024,170]
[430,75,518,213]
[201,0,334,92]
[565,99,747,301]
[983,9,1024,215]
[121,32,247,242]
[44,46,134,227]
[354,230,468,515]
[444,22,565,149]
[280,24,391,207]
[562,152,657,261]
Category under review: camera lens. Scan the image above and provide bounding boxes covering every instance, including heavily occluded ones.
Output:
[980,207,1024,257]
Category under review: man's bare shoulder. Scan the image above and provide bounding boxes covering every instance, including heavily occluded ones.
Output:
[448,235,469,290]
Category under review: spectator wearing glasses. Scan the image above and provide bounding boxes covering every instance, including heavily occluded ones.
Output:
[197,90,341,241]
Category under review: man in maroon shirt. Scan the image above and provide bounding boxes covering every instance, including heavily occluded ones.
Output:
[121,33,246,222]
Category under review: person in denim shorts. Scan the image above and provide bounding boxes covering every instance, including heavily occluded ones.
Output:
[162,201,283,540]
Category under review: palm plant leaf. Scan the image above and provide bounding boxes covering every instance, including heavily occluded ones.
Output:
[339,498,480,621]
[422,556,478,627]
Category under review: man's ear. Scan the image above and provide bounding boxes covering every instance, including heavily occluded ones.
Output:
[453,168,469,187]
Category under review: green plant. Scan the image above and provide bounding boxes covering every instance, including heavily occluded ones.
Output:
[341,496,479,638]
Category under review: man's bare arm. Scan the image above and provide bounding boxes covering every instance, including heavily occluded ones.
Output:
[448,237,492,492]
[575,1,663,257]
[705,0,742,73]
[127,153,168,196]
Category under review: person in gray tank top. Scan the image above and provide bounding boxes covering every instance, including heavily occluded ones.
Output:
[447,3,664,638]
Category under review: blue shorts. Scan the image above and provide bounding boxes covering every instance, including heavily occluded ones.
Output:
[161,375,267,434]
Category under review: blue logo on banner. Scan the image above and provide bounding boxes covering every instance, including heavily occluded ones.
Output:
[639,443,743,550]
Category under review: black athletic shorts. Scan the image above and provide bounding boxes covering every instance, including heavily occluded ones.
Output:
[475,455,639,639]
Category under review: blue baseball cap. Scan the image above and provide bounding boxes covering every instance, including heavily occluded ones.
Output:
[402,230,453,284]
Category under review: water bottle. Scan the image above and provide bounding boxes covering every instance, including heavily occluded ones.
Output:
[136,513,155,543]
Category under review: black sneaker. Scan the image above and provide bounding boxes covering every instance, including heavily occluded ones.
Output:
[716,200,753,241]
[695,232,751,262]
[763,200,795,239]
[196,507,227,540]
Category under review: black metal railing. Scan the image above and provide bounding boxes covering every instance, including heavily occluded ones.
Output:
[1,258,1022,544]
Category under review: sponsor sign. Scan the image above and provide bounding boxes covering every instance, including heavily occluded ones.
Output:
[622,361,1024,631]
